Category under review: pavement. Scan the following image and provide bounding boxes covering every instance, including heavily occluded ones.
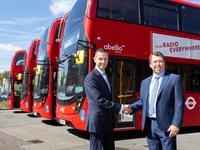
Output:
[0,109,200,150]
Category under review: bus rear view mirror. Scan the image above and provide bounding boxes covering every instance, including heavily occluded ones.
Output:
[74,50,85,64]
[17,73,22,80]
[34,66,41,75]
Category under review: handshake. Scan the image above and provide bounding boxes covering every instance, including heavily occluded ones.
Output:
[122,104,132,115]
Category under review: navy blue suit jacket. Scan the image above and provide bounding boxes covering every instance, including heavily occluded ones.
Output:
[84,68,121,133]
[131,71,185,132]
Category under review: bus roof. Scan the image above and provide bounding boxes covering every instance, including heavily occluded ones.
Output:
[171,0,200,8]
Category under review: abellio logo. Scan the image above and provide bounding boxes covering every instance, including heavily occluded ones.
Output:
[104,43,125,53]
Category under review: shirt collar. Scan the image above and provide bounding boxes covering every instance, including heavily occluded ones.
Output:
[153,70,165,78]
[95,66,105,75]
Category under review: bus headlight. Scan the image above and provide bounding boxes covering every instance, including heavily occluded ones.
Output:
[75,96,84,113]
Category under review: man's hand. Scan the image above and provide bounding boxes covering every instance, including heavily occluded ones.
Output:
[167,125,180,137]
[122,104,132,115]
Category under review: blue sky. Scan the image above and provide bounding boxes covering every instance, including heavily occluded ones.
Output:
[0,0,199,73]
[0,0,77,73]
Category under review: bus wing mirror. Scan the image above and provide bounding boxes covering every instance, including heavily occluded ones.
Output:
[34,66,41,75]
[74,50,85,64]
[17,73,22,80]
[40,88,48,98]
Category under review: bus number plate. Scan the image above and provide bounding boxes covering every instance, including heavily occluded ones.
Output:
[59,119,66,125]
[33,112,37,116]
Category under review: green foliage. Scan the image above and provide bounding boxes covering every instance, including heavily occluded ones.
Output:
[0,71,9,79]
[0,100,7,109]
[0,71,9,87]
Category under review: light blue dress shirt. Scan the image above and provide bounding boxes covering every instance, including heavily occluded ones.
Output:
[148,71,164,118]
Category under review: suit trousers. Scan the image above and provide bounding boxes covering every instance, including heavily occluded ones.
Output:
[145,117,177,150]
[90,129,115,150]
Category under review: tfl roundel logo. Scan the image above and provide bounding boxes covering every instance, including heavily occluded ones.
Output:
[185,97,197,110]
[80,110,85,121]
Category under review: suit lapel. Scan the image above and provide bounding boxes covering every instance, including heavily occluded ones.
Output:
[146,77,151,98]
[157,72,169,96]
[144,76,152,106]
[94,68,111,93]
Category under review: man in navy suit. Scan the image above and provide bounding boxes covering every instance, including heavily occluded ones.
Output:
[125,51,185,150]
[84,48,126,150]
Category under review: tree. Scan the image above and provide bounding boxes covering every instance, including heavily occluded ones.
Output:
[0,71,10,87]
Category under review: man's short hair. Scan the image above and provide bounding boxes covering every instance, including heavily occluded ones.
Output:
[94,48,108,58]
[149,51,165,62]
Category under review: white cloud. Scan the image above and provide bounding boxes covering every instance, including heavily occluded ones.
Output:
[0,43,22,52]
[36,26,47,32]
[49,0,77,16]
[0,33,35,39]
[0,43,23,72]
[0,28,38,36]
[0,17,49,25]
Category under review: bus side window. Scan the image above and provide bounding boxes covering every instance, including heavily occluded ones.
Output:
[181,6,200,34]
[143,0,178,30]
[97,7,110,19]
[97,0,139,24]
[183,73,191,92]
[118,13,124,21]
[15,53,25,66]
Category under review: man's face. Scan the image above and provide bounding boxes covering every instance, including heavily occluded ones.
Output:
[94,52,109,71]
[149,55,165,75]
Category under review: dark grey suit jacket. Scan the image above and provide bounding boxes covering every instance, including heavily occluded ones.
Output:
[84,68,121,133]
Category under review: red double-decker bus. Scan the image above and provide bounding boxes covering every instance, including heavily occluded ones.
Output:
[20,39,40,112]
[56,0,200,131]
[32,14,68,120]
[7,50,26,109]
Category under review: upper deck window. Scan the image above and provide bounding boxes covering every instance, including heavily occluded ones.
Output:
[61,0,87,56]
[97,0,139,23]
[181,6,200,34]
[15,53,25,66]
[143,0,178,30]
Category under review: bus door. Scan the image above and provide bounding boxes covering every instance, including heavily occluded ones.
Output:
[107,58,136,128]
[14,80,22,108]
[52,68,58,118]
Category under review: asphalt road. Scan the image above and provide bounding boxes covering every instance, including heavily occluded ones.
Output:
[0,109,200,150]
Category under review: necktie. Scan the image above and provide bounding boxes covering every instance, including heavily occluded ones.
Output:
[149,76,160,115]
[102,73,111,92]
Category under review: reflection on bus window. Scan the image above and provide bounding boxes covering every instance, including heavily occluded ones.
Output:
[181,6,200,34]
[21,70,28,98]
[16,60,24,66]
[57,58,85,102]
[182,65,200,92]
[33,65,49,100]
[15,53,25,66]
[143,0,178,30]
[163,63,200,92]
[97,0,139,23]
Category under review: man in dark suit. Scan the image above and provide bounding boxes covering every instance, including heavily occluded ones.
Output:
[125,51,185,150]
[84,48,126,150]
